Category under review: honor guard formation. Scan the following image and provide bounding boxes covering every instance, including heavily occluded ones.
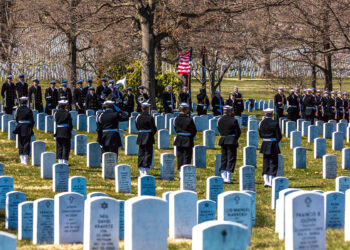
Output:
[8,74,341,187]
[3,74,350,250]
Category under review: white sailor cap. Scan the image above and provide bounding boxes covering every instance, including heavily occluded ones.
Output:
[179,102,189,108]
[223,105,232,110]
[182,86,188,90]
[58,100,69,105]
[233,86,238,89]
[19,96,28,102]
[141,102,151,108]
[263,108,274,114]
[103,100,114,106]
[278,87,283,91]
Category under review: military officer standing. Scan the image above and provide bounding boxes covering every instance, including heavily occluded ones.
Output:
[174,103,197,171]
[135,85,149,113]
[302,89,316,124]
[344,92,349,121]
[1,75,17,114]
[259,108,282,187]
[13,97,34,165]
[96,100,128,155]
[274,87,286,121]
[85,86,99,111]
[58,81,73,110]
[163,85,175,113]
[217,105,241,184]
[16,74,28,99]
[45,81,59,115]
[212,90,224,116]
[28,78,43,113]
[96,78,111,108]
[233,86,244,116]
[54,100,73,164]
[124,87,134,116]
[336,91,344,122]
[179,86,191,108]
[113,83,124,109]
[73,80,85,114]
[287,89,299,122]
[83,79,93,98]
[197,88,210,115]
[135,102,157,176]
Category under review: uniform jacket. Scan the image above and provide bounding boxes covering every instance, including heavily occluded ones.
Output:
[13,105,34,136]
[174,113,197,147]
[163,91,176,113]
[58,88,73,105]
[233,92,244,114]
[135,112,157,145]
[85,93,98,110]
[259,117,282,155]
[45,87,59,108]
[274,94,286,109]
[54,109,73,139]
[197,93,210,108]
[1,82,17,106]
[212,96,224,114]
[16,81,28,98]
[73,87,85,107]
[96,109,128,147]
[28,85,43,107]
[217,115,241,146]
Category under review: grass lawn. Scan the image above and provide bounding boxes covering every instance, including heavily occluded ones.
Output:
[0,78,350,249]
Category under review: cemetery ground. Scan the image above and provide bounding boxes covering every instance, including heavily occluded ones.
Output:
[1,78,350,249]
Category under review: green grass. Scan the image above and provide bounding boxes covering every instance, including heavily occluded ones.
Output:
[1,78,350,249]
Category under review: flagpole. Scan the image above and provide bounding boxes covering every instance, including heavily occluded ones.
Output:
[188,47,192,97]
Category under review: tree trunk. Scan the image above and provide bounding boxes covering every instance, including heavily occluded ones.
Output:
[67,37,77,89]
[311,64,317,89]
[238,59,242,80]
[5,56,11,75]
[155,41,162,75]
[261,48,272,78]
[140,19,156,109]
[324,54,332,91]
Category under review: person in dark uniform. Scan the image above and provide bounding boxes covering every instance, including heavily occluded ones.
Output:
[217,105,241,184]
[85,86,99,111]
[83,79,93,98]
[73,80,85,114]
[233,86,244,116]
[328,91,336,120]
[45,81,59,115]
[315,90,322,120]
[274,87,286,121]
[162,85,175,113]
[13,97,34,165]
[259,108,282,187]
[179,86,191,109]
[96,100,128,155]
[135,102,157,176]
[287,89,299,122]
[16,74,28,99]
[174,103,197,171]
[225,92,235,108]
[112,82,124,109]
[321,91,330,122]
[135,85,149,113]
[212,90,224,116]
[28,78,43,113]
[58,81,73,110]
[124,87,134,116]
[96,78,111,109]
[294,87,303,119]
[1,75,17,114]
[344,92,349,122]
[302,89,316,124]
[336,91,344,122]
[54,100,73,164]
[197,88,209,116]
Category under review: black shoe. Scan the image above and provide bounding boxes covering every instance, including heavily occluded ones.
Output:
[264,184,269,188]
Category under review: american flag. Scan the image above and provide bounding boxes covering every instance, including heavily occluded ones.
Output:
[177,49,192,75]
